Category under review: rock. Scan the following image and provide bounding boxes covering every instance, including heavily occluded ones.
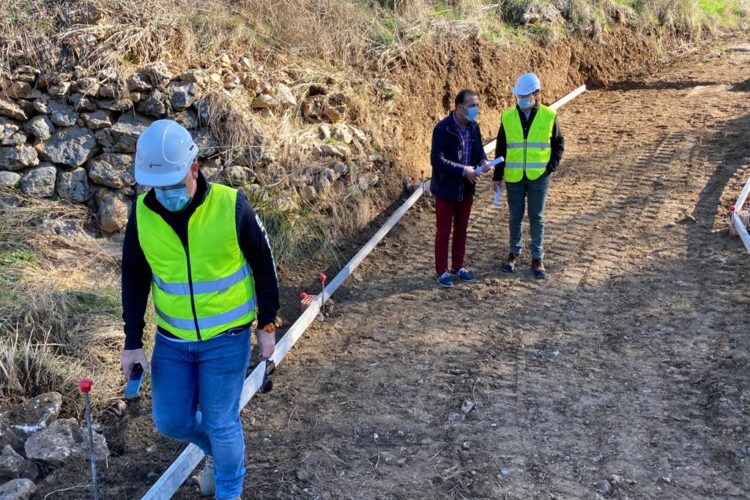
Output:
[275,83,296,108]
[460,400,475,415]
[1,131,27,147]
[23,115,55,140]
[56,167,90,202]
[0,478,36,500]
[98,192,130,233]
[0,117,21,144]
[68,93,98,112]
[12,66,40,83]
[98,98,133,112]
[136,90,169,117]
[94,129,116,149]
[111,113,151,154]
[97,68,118,83]
[462,441,471,450]
[0,392,62,452]
[24,418,109,466]
[0,145,39,171]
[520,0,563,24]
[173,110,198,130]
[193,130,219,159]
[308,83,328,96]
[225,165,255,186]
[447,412,461,425]
[20,165,57,197]
[333,125,353,144]
[329,92,350,106]
[319,144,349,159]
[36,127,98,167]
[73,77,100,97]
[333,161,348,176]
[49,101,78,127]
[595,479,612,494]
[47,80,72,97]
[318,124,331,140]
[169,82,198,111]
[0,81,34,99]
[301,96,325,122]
[324,104,346,123]
[179,69,207,87]
[32,98,50,114]
[251,94,275,110]
[316,175,332,195]
[223,73,240,90]
[97,82,122,99]
[81,110,113,130]
[140,61,172,88]
[350,126,368,143]
[0,172,21,187]
[87,153,134,189]
[301,185,317,201]
[126,73,152,93]
[0,95,27,121]
[358,173,379,190]
[0,446,25,481]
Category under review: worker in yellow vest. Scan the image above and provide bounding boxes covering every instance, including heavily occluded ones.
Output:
[120,120,280,499]
[492,73,564,279]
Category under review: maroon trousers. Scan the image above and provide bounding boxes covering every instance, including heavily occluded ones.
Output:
[434,195,474,275]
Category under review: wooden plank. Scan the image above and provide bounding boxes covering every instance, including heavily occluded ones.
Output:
[733,213,750,254]
[141,84,588,499]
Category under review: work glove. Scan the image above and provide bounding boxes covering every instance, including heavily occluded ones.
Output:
[258,324,276,360]
[121,348,150,379]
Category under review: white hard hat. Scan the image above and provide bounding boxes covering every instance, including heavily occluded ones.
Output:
[134,119,199,187]
[512,73,541,96]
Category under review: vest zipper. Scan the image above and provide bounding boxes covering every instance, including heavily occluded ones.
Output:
[182,242,202,340]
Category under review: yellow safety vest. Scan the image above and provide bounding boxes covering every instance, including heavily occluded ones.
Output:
[136,183,256,341]
[502,105,556,183]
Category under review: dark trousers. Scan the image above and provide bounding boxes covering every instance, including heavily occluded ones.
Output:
[434,195,473,275]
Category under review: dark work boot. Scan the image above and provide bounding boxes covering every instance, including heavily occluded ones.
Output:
[532,259,547,279]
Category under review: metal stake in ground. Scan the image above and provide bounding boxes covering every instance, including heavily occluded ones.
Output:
[319,273,327,310]
[78,378,99,500]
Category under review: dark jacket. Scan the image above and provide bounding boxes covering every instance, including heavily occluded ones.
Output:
[492,104,565,182]
[430,112,487,201]
[121,171,280,349]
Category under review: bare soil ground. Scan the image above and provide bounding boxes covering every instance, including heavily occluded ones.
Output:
[233,42,750,499]
[33,38,750,500]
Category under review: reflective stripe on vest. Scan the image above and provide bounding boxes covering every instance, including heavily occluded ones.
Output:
[135,183,257,341]
[501,105,556,183]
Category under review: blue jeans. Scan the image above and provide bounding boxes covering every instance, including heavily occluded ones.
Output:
[506,174,550,260]
[151,328,250,500]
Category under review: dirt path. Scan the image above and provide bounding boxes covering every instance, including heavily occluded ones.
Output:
[197,42,750,500]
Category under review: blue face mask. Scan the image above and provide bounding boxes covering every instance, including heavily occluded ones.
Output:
[517,97,533,110]
[155,184,191,212]
[465,105,479,122]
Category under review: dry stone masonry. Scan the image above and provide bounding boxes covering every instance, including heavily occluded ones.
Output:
[1,58,377,234]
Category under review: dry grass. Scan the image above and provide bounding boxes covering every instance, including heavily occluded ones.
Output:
[4,0,746,76]
[0,188,126,411]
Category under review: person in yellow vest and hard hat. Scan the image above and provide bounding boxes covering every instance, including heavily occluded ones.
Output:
[120,120,280,499]
[493,73,564,279]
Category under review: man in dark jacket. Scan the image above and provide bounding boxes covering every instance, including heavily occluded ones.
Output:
[430,89,488,288]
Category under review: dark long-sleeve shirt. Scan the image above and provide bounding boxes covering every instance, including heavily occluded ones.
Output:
[492,104,565,182]
[121,171,280,349]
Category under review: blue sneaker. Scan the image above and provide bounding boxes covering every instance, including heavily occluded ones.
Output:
[501,253,517,273]
[451,267,476,283]
[436,272,454,288]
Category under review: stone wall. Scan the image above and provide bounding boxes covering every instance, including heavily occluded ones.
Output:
[0,59,378,233]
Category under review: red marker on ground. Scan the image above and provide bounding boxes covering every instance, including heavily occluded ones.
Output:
[319,273,327,308]
[79,379,99,500]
